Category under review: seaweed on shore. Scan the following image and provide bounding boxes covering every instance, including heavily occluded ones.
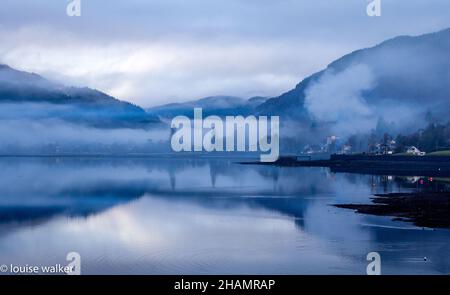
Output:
[334,192,450,229]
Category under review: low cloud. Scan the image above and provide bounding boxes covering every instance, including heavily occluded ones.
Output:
[0,27,340,107]
[0,103,170,151]
[1,1,449,106]
[305,64,376,136]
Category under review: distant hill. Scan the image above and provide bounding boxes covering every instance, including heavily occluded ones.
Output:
[0,64,160,128]
[146,95,267,119]
[257,28,450,137]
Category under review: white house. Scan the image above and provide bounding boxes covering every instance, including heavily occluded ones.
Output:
[406,146,426,156]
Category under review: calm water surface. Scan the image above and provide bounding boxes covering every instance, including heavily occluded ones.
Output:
[0,157,449,274]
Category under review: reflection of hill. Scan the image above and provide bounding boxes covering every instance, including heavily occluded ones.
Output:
[3,156,450,275]
[0,157,328,231]
[0,180,150,226]
[2,157,450,275]
[4,157,442,233]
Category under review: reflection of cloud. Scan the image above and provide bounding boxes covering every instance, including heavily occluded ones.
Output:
[0,195,348,274]
[0,158,449,274]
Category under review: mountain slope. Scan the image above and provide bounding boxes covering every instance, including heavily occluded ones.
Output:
[147,95,267,119]
[257,28,450,135]
[0,64,160,128]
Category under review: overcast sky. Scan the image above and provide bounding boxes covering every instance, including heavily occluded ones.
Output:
[0,0,449,107]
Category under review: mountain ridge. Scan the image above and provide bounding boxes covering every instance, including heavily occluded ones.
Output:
[0,64,160,128]
[257,27,450,122]
[146,95,268,119]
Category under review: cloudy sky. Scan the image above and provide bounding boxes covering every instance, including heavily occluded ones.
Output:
[0,0,449,107]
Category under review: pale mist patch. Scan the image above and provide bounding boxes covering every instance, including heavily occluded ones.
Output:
[304,64,376,136]
[0,119,167,146]
[0,103,169,150]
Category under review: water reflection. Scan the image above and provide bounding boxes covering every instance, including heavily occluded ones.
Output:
[0,157,449,274]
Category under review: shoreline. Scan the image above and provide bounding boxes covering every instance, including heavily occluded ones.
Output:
[334,192,450,229]
[242,154,450,177]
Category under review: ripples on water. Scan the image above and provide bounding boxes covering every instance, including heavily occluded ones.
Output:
[0,156,449,274]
